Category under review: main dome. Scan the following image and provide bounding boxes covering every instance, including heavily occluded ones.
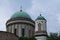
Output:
[11,10,31,19]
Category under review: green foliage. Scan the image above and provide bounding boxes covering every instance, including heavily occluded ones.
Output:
[19,37,28,40]
[47,33,60,40]
[29,36,36,40]
[19,36,36,40]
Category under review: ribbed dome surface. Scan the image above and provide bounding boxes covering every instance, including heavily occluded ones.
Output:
[11,10,31,19]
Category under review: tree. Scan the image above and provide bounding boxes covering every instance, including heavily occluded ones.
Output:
[47,33,58,40]
[58,33,60,40]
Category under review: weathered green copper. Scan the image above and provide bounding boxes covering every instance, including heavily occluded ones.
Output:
[11,10,31,19]
[36,14,46,20]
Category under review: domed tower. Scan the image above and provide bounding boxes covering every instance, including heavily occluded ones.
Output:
[35,14,47,40]
[6,9,35,37]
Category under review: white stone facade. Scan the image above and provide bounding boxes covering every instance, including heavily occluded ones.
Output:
[35,20,47,40]
[35,20,47,32]
[35,36,46,40]
[6,19,35,37]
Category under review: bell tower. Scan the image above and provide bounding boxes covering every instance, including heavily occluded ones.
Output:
[35,14,47,40]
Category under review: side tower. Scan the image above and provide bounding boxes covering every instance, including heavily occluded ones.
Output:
[35,14,47,40]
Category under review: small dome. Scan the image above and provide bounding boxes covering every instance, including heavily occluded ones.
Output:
[36,14,46,20]
[11,10,31,19]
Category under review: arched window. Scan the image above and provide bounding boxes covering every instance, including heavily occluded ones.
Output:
[21,28,25,37]
[38,23,41,31]
[14,29,17,35]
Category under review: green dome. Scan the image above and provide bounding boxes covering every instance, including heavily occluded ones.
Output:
[36,14,46,20]
[11,10,31,19]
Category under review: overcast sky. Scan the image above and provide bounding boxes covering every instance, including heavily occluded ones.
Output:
[0,0,60,33]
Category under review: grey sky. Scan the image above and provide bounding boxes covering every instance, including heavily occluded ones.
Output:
[0,0,60,33]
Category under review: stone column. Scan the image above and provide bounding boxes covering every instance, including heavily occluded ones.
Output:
[18,24,22,37]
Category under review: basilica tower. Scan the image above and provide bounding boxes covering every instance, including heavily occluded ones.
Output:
[35,14,47,40]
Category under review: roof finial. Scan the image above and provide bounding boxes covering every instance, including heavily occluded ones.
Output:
[20,6,22,12]
[40,14,42,16]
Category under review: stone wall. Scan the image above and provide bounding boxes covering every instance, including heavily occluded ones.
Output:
[0,31,19,40]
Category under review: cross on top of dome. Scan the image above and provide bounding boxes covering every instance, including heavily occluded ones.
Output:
[20,6,22,12]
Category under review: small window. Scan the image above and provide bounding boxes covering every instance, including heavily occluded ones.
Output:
[14,29,17,35]
[22,28,25,37]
